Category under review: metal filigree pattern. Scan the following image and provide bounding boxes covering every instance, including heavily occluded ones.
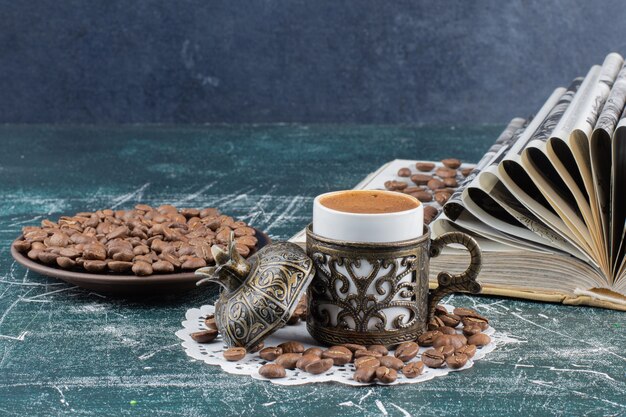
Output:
[306,226,482,347]
[201,241,315,349]
[306,226,430,346]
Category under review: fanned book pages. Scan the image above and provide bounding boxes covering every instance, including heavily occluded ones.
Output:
[290,52,626,311]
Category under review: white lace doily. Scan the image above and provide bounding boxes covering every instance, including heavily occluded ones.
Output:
[176,304,498,386]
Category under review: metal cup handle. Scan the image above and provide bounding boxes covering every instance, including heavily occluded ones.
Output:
[427,232,482,321]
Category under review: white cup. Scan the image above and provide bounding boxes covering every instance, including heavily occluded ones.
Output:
[312,190,424,243]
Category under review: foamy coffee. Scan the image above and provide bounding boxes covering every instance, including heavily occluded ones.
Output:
[313,190,424,243]
[319,190,419,214]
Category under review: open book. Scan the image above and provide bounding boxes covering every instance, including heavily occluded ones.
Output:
[291,52,626,311]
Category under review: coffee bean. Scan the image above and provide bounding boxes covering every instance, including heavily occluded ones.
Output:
[427,178,445,190]
[278,341,305,354]
[13,240,31,252]
[354,356,380,370]
[435,167,457,178]
[297,354,322,371]
[84,260,107,273]
[181,257,207,270]
[375,366,397,383]
[394,342,419,362]
[204,315,218,330]
[384,180,408,191]
[259,363,286,379]
[410,173,432,185]
[433,334,467,349]
[436,345,455,358]
[322,346,352,365]
[83,244,106,261]
[463,324,482,337]
[303,347,323,357]
[440,313,461,328]
[397,167,412,177]
[259,347,283,361]
[342,343,367,353]
[428,316,445,330]
[462,316,489,331]
[442,158,462,169]
[305,358,334,375]
[467,333,491,347]
[56,256,76,269]
[59,247,80,258]
[402,361,424,378]
[453,307,480,317]
[446,353,468,369]
[354,349,382,359]
[190,329,218,343]
[132,261,153,276]
[421,349,445,368]
[367,345,389,356]
[434,191,451,205]
[403,186,425,194]
[353,367,376,383]
[455,344,477,358]
[434,305,448,315]
[108,261,133,273]
[417,330,443,346]
[439,326,457,335]
[275,353,302,369]
[223,347,246,361]
[378,355,404,370]
[152,260,175,273]
[415,162,435,172]
[443,177,458,187]
[413,191,433,202]
[423,205,439,224]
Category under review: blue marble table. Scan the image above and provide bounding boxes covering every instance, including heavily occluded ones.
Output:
[0,125,624,416]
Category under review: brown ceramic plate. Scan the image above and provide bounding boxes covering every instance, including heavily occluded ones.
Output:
[10,229,271,295]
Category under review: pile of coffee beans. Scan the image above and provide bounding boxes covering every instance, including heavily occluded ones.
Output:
[384,159,474,224]
[12,205,258,276]
[194,304,492,383]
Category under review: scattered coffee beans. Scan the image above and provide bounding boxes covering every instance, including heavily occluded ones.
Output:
[278,341,305,354]
[394,342,419,362]
[368,345,389,356]
[342,343,367,353]
[223,347,247,361]
[446,353,468,369]
[354,349,382,359]
[375,366,398,383]
[259,347,283,361]
[353,367,377,383]
[14,205,259,276]
[354,356,380,370]
[305,358,334,375]
[456,344,477,359]
[259,363,286,379]
[379,356,404,370]
[421,349,445,368]
[303,347,323,357]
[297,354,322,371]
[467,333,491,347]
[402,361,424,378]
[322,346,353,365]
[275,353,302,369]
[190,329,218,343]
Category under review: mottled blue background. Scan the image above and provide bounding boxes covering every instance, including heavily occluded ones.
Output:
[2,0,626,124]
